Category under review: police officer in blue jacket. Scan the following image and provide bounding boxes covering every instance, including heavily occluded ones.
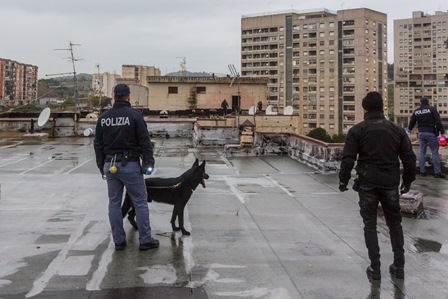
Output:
[94,83,159,251]
[408,97,446,178]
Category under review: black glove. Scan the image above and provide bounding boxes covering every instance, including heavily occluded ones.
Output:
[400,182,411,194]
[339,182,349,192]
[99,164,105,176]
[99,165,106,180]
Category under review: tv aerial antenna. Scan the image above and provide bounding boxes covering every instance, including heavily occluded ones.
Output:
[96,64,103,112]
[50,41,82,113]
[176,57,187,76]
[228,64,241,126]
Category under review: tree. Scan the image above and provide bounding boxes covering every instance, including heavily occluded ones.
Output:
[331,133,347,143]
[307,128,332,143]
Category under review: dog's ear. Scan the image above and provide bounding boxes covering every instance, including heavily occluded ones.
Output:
[200,160,206,168]
[193,158,199,166]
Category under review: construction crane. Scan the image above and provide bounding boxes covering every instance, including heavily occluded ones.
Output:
[176,57,187,77]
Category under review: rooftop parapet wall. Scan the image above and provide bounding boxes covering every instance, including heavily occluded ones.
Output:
[253,132,343,173]
[253,133,447,174]
[147,76,268,85]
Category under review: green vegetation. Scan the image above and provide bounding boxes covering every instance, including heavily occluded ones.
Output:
[38,74,92,99]
[307,128,346,143]
[331,133,347,143]
[11,104,42,113]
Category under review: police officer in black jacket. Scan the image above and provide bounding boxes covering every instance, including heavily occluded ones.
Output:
[94,83,159,251]
[339,91,416,280]
[408,97,446,178]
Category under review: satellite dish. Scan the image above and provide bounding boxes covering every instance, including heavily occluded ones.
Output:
[284,106,293,115]
[248,106,257,115]
[86,113,98,119]
[37,108,51,127]
[83,128,94,137]
[266,105,274,115]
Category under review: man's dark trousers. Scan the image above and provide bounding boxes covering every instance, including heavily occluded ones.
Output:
[358,185,405,269]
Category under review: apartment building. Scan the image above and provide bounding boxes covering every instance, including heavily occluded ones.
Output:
[241,8,387,135]
[121,65,161,88]
[92,72,121,98]
[394,11,448,128]
[0,58,38,107]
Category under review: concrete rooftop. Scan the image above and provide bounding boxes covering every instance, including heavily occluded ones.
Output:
[0,136,447,298]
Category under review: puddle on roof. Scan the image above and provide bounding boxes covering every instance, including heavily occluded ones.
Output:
[414,238,442,253]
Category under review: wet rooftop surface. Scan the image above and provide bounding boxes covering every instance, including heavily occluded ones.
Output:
[0,136,447,299]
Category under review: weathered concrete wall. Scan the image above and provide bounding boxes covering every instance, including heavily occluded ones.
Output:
[287,134,343,173]
[252,132,447,174]
[249,115,301,134]
[147,120,194,138]
[193,125,239,146]
[0,118,52,132]
[252,132,343,173]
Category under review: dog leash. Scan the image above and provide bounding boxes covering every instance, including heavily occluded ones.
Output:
[146,182,181,189]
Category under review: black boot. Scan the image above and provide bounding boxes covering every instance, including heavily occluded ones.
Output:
[389,264,404,279]
[366,266,381,280]
[139,238,159,251]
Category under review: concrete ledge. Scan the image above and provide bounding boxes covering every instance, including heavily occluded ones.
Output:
[400,190,424,218]
[23,133,48,144]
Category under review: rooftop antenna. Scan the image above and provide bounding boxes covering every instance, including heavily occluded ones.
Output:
[228,64,241,126]
[53,41,82,113]
[176,57,187,77]
[96,64,103,112]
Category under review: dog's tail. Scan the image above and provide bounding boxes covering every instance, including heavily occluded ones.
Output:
[121,192,132,218]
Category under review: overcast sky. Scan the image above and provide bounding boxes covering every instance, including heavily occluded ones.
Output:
[1,0,447,78]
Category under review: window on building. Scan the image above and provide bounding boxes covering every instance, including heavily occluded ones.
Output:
[196,86,206,94]
[168,86,178,94]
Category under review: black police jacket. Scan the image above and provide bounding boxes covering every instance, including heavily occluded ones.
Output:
[93,100,154,171]
[339,112,416,189]
[408,104,445,135]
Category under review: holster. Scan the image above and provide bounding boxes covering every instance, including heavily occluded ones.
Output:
[121,151,129,167]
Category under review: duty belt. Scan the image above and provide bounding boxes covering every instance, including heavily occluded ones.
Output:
[105,154,139,163]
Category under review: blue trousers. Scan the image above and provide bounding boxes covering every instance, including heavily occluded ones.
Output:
[104,161,152,244]
[418,132,441,174]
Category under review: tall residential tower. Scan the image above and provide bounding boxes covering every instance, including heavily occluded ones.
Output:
[394,11,448,128]
[0,58,38,107]
[241,8,387,135]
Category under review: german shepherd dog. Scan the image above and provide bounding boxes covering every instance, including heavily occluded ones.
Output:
[122,159,208,235]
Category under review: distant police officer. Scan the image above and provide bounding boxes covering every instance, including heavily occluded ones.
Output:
[94,83,159,251]
[408,97,446,178]
[339,91,416,280]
